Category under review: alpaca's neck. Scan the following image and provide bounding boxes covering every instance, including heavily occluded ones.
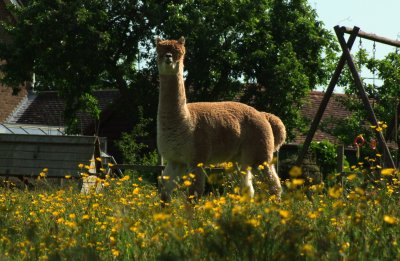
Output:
[158,73,190,122]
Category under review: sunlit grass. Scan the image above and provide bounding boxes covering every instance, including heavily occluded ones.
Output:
[0,161,399,260]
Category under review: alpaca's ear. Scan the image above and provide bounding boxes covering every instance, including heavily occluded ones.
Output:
[155,37,161,45]
[178,36,185,45]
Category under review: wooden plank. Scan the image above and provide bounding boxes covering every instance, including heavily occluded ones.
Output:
[0,151,91,161]
[0,134,98,145]
[296,26,359,166]
[0,152,91,162]
[111,164,225,173]
[111,164,165,172]
[0,144,94,154]
[340,26,400,48]
[0,166,81,177]
[334,26,395,168]
[0,158,86,168]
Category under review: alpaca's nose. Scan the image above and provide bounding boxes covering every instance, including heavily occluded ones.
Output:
[164,53,174,65]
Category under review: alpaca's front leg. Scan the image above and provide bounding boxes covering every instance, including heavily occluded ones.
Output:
[159,162,186,203]
[241,168,255,198]
[264,165,282,198]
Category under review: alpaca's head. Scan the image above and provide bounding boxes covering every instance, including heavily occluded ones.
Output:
[156,37,185,75]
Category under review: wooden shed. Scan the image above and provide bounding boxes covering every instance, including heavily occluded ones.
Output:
[0,125,107,178]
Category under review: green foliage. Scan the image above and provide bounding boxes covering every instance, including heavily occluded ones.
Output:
[0,0,154,133]
[332,48,400,147]
[310,140,338,176]
[0,0,337,140]
[115,112,158,166]
[158,0,337,140]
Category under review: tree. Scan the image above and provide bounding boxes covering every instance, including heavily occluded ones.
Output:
[325,48,400,162]
[0,0,156,133]
[1,0,336,140]
[155,0,337,139]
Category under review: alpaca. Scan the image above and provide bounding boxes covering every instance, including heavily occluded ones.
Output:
[156,37,286,202]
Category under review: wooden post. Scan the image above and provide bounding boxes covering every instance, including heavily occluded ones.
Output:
[336,145,344,173]
[385,103,400,142]
[334,26,395,168]
[296,26,360,166]
[340,26,400,48]
[94,136,103,177]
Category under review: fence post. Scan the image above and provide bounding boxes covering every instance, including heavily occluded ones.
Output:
[336,145,344,173]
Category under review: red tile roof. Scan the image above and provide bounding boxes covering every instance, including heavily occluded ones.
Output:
[292,91,352,145]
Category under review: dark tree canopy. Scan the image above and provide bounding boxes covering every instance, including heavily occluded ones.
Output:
[0,0,336,139]
[157,0,336,138]
[0,0,156,132]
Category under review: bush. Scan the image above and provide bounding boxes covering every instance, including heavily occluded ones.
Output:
[115,114,159,183]
[310,140,338,176]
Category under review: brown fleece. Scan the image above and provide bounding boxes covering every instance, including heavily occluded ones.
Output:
[156,37,286,201]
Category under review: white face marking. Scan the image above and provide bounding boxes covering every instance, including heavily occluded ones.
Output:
[157,55,180,75]
[156,39,185,76]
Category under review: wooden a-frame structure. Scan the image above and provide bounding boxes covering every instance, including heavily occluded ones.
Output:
[297,26,400,169]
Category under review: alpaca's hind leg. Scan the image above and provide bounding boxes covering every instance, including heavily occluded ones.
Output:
[241,168,255,198]
[188,167,206,199]
[159,162,185,202]
[264,165,282,198]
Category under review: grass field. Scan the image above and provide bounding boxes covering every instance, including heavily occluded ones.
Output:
[0,165,399,260]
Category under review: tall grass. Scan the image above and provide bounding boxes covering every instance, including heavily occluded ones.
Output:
[0,165,399,260]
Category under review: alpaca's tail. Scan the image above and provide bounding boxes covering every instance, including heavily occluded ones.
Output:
[264,112,286,151]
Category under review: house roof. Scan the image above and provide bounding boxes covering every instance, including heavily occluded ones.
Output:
[292,91,352,145]
[13,89,120,134]
[2,88,356,145]
[0,85,27,122]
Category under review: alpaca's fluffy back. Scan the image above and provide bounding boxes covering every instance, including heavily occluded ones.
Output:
[263,112,286,151]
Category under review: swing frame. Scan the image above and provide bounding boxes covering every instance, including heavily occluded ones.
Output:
[297,26,400,169]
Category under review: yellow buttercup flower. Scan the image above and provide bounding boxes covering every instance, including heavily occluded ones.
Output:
[120,175,130,181]
[292,178,305,186]
[346,173,357,181]
[289,166,302,177]
[279,210,290,219]
[301,244,314,255]
[384,215,397,225]
[111,249,120,257]
[381,168,396,176]
[328,186,343,199]
[153,213,171,221]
